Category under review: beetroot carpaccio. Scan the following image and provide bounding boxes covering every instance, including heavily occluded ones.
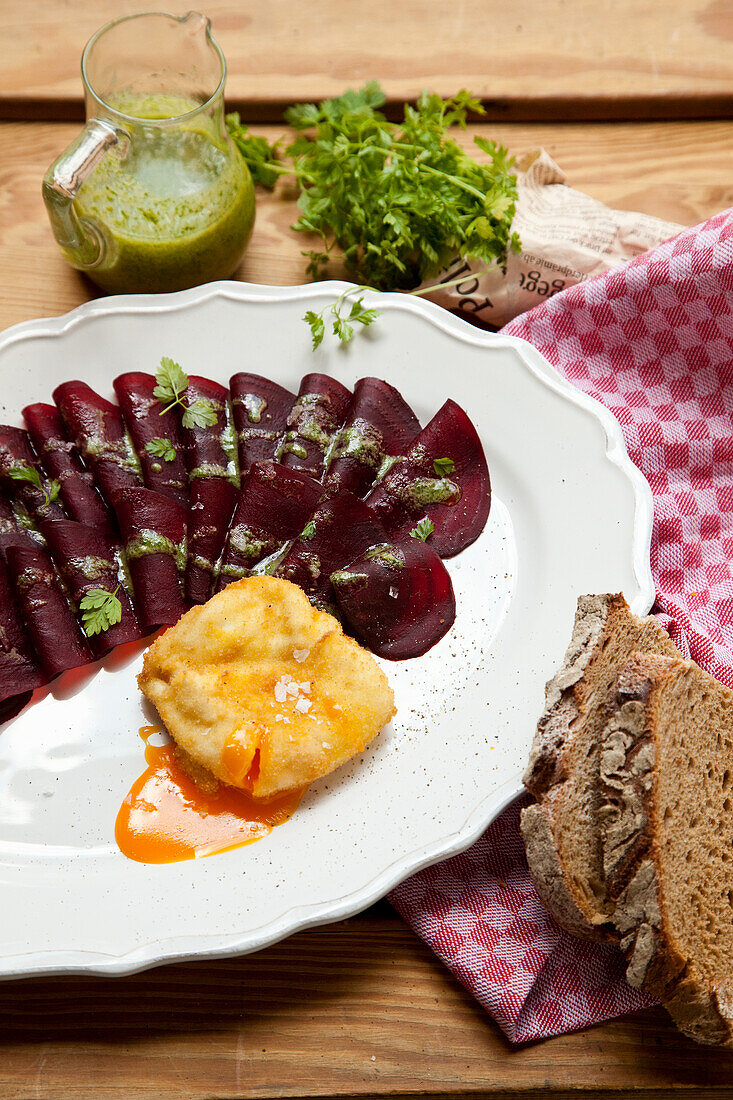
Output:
[0,364,491,721]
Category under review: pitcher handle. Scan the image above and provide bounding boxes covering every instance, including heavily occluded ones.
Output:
[42,118,127,271]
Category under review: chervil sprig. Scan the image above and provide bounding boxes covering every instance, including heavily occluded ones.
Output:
[80,586,122,636]
[305,291,380,350]
[145,438,177,463]
[433,457,455,476]
[6,465,60,509]
[410,517,435,542]
[153,357,217,429]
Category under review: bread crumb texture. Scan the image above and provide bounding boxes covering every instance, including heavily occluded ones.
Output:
[600,652,733,1046]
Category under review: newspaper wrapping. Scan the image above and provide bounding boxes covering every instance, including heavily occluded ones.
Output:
[422,149,684,327]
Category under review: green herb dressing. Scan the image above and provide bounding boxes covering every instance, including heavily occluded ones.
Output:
[75,94,255,294]
[330,419,385,469]
[330,569,368,588]
[364,544,405,567]
[234,394,267,423]
[228,525,277,561]
[126,529,187,572]
[398,476,461,509]
[65,554,113,581]
[189,462,232,482]
[277,438,308,461]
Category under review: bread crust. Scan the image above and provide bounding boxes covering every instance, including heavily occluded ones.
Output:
[520,802,603,939]
[522,594,621,940]
[599,653,733,1046]
[665,971,733,1048]
[522,593,678,941]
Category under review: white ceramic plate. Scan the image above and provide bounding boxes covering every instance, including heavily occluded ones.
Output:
[0,282,653,979]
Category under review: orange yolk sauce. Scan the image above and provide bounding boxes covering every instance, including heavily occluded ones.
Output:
[115,726,305,864]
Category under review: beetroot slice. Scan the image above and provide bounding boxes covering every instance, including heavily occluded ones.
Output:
[113,373,188,508]
[230,373,296,475]
[324,377,421,499]
[0,424,65,523]
[218,461,323,589]
[186,478,239,603]
[2,541,90,679]
[279,373,352,479]
[40,519,142,655]
[276,493,386,610]
[181,376,240,603]
[0,555,45,707]
[53,381,143,504]
[0,692,34,724]
[112,488,188,630]
[23,403,112,531]
[331,539,455,660]
[365,399,491,557]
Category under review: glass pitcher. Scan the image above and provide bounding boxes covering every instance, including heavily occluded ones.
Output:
[43,11,255,294]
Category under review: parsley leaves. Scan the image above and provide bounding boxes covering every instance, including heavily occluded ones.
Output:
[225,112,283,189]
[433,457,456,476]
[301,520,317,540]
[226,82,519,292]
[80,586,122,636]
[152,356,188,407]
[6,465,60,509]
[226,83,520,349]
[410,517,435,542]
[145,438,176,463]
[153,357,217,429]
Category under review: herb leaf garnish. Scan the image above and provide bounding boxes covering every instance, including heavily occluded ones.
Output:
[6,465,60,509]
[410,517,435,542]
[433,457,456,476]
[304,310,326,351]
[153,357,188,407]
[305,293,380,350]
[80,586,122,636]
[301,519,317,540]
[153,357,217,429]
[181,402,217,430]
[145,438,176,463]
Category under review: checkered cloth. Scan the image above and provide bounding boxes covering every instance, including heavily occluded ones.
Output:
[390,208,733,1043]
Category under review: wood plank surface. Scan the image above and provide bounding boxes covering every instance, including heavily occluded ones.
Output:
[3,0,733,121]
[1,909,733,1100]
[1,117,733,1098]
[2,119,733,333]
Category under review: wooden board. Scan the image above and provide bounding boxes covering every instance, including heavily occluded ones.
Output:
[2,0,733,121]
[2,119,733,333]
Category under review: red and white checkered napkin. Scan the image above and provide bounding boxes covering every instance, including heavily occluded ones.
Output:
[390,208,733,1043]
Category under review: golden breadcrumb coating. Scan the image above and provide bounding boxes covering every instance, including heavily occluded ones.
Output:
[138,575,395,798]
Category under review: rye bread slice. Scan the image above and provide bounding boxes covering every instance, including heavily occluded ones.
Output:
[599,652,733,1046]
[520,594,680,939]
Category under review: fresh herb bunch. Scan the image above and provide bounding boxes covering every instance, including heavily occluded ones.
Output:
[226,82,520,292]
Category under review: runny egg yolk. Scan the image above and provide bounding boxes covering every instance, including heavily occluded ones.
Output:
[115,727,305,864]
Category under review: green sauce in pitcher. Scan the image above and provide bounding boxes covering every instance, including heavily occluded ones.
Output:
[43,14,255,294]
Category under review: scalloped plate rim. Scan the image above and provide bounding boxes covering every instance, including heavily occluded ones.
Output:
[0,281,655,979]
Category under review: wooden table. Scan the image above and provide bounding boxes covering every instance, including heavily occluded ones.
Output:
[2,3,733,1096]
